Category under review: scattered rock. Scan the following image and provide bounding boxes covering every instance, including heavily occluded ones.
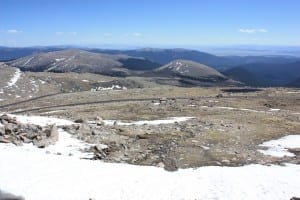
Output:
[0,115,61,148]
[74,118,85,123]
[288,148,300,155]
[136,134,149,139]
[216,94,223,98]
[291,197,300,200]
[159,98,167,103]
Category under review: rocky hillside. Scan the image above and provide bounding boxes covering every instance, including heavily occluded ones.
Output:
[7,49,160,76]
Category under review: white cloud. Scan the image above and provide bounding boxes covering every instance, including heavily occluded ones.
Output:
[56,32,78,36]
[257,29,268,33]
[103,33,111,37]
[238,28,268,33]
[7,29,22,34]
[55,31,64,35]
[69,32,77,36]
[133,32,141,37]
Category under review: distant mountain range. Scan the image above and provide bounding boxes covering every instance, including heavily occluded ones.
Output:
[287,78,300,87]
[7,49,159,77]
[6,49,238,87]
[1,46,300,87]
[224,62,300,87]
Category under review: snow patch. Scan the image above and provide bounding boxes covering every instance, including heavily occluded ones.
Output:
[41,110,64,114]
[55,58,65,62]
[102,117,194,126]
[39,79,46,84]
[287,91,300,94]
[82,80,90,82]
[22,57,34,66]
[258,135,300,157]
[95,85,127,91]
[0,145,300,200]
[7,114,73,127]
[7,68,21,87]
[202,106,268,113]
[269,108,280,112]
[0,115,300,199]
[215,106,236,110]
[43,129,91,158]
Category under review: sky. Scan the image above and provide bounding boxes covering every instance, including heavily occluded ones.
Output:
[1,0,300,47]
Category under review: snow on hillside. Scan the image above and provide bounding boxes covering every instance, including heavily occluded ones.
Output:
[0,115,300,200]
[7,68,21,87]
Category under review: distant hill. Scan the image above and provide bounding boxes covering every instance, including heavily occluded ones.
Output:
[223,67,262,86]
[0,46,66,61]
[155,59,227,81]
[7,49,160,76]
[224,61,300,87]
[286,78,300,88]
[150,60,240,87]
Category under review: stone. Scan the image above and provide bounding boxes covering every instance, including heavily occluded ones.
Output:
[33,126,59,148]
[5,123,15,134]
[136,134,149,139]
[221,159,231,164]
[19,134,31,143]
[74,118,85,123]
[49,125,58,141]
[95,144,109,152]
[95,116,103,121]
[12,139,23,146]
[0,126,5,136]
[216,94,223,98]
[77,123,91,134]
[288,148,300,154]
[163,158,178,172]
[0,136,11,143]
[92,129,102,135]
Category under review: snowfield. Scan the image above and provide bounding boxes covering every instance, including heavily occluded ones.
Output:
[7,114,74,126]
[102,117,194,126]
[0,115,300,200]
[259,135,300,157]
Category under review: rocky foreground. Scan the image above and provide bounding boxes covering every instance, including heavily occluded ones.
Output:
[0,114,59,148]
[1,114,300,172]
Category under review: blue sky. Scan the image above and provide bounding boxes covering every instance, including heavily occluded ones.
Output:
[1,0,300,47]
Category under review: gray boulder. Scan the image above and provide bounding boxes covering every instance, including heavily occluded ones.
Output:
[0,189,24,200]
